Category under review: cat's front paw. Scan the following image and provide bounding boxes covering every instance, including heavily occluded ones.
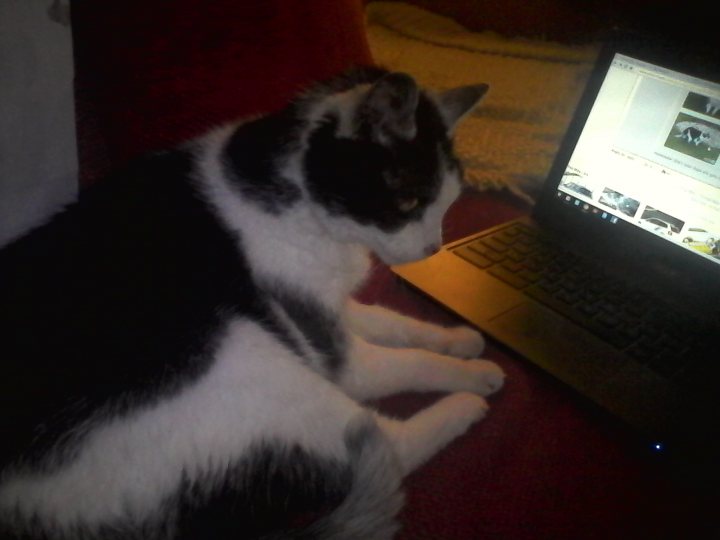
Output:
[465,360,505,396]
[442,391,490,425]
[442,326,486,358]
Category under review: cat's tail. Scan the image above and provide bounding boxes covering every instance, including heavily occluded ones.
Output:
[282,413,405,540]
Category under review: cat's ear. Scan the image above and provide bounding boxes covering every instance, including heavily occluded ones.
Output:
[436,84,489,134]
[358,72,419,143]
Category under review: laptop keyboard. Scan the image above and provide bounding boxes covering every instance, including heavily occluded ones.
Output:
[452,222,709,379]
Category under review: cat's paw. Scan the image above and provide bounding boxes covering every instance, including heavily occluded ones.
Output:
[442,392,490,426]
[465,360,505,396]
[441,326,486,358]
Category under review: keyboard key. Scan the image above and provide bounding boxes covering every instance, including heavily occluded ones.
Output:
[537,278,560,293]
[512,242,535,255]
[482,236,509,253]
[596,313,621,329]
[455,246,492,268]
[501,260,523,273]
[556,289,581,304]
[493,231,518,245]
[506,249,526,262]
[578,302,601,317]
[488,265,529,289]
[502,225,523,237]
[517,269,541,283]
[468,242,505,262]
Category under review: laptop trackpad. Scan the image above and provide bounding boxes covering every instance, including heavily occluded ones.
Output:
[486,301,624,390]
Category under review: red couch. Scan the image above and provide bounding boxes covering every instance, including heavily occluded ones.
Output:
[72,0,373,186]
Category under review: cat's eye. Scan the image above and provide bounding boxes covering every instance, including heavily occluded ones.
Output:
[398,197,419,212]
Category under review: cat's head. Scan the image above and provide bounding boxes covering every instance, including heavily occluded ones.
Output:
[301,69,488,265]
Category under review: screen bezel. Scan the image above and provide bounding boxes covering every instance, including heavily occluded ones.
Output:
[533,32,720,312]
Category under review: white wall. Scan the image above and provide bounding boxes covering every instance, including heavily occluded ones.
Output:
[0,0,77,247]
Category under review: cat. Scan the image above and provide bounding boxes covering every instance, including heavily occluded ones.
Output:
[674,120,720,151]
[679,125,710,146]
[705,96,720,116]
[0,67,503,540]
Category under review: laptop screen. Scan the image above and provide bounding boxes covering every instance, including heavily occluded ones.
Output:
[556,52,720,266]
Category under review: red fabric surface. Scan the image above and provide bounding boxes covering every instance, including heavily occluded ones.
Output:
[357,188,717,539]
[72,0,373,186]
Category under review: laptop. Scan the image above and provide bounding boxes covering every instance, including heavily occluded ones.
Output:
[392,33,720,462]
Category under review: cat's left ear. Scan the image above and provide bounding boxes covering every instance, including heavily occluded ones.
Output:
[358,72,420,143]
[436,84,489,134]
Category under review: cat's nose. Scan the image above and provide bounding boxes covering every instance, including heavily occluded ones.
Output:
[424,242,441,257]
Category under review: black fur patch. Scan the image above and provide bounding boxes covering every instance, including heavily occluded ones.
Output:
[303,92,457,232]
[0,150,273,468]
[269,287,347,376]
[223,109,302,214]
[173,441,352,540]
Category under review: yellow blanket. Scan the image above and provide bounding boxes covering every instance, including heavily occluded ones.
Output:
[366,2,600,203]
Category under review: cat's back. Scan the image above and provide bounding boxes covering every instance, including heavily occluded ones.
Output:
[1,148,246,340]
[0,149,257,465]
[2,149,230,282]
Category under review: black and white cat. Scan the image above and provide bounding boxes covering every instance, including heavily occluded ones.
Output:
[679,125,710,146]
[0,68,503,540]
